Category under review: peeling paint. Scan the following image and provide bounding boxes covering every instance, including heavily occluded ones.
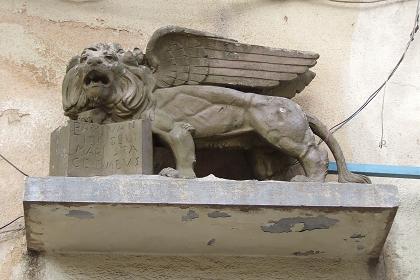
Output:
[208,211,231,218]
[182,210,199,221]
[351,233,366,239]
[46,18,132,33]
[261,216,338,233]
[65,210,94,219]
[293,250,324,256]
[207,238,216,246]
[0,109,30,123]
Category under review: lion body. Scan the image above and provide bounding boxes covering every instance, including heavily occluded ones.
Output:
[146,85,327,181]
[151,85,310,142]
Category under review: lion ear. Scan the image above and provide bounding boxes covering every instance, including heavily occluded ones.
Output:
[133,48,144,65]
[121,51,140,67]
[66,55,80,73]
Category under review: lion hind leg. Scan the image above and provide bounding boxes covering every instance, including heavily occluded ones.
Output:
[248,97,327,182]
[290,146,328,183]
[262,129,328,183]
[338,171,371,184]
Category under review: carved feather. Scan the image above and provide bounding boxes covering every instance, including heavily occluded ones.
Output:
[145,26,319,98]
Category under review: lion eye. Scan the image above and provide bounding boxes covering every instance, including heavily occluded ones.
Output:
[105,55,116,61]
[80,56,88,63]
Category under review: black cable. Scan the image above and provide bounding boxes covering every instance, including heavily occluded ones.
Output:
[379,84,387,148]
[0,153,28,177]
[0,216,24,231]
[0,227,25,235]
[328,0,420,134]
[328,0,391,3]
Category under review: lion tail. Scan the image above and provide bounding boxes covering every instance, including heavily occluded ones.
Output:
[306,113,371,184]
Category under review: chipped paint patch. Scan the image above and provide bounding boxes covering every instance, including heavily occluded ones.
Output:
[65,210,94,219]
[207,238,216,246]
[293,250,324,256]
[182,210,199,221]
[351,233,366,239]
[208,211,231,218]
[0,109,30,123]
[261,216,338,233]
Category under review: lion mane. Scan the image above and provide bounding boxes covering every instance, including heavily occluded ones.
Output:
[62,45,154,122]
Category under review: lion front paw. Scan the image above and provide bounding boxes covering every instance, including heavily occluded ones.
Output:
[77,109,107,124]
[159,167,180,178]
[159,167,197,179]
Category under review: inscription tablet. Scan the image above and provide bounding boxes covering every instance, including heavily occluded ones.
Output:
[50,119,152,176]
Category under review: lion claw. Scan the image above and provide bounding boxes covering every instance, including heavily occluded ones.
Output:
[159,167,180,178]
[159,167,196,179]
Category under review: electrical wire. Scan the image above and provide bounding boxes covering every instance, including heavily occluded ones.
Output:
[0,153,28,177]
[0,155,28,239]
[328,0,420,134]
[328,0,394,3]
[0,216,24,232]
[0,227,25,235]
[379,84,387,148]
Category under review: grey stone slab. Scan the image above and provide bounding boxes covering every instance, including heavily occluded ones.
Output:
[24,176,398,207]
[24,176,398,259]
[49,120,153,176]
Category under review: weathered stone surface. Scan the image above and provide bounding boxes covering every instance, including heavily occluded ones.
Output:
[24,176,398,259]
[50,119,152,176]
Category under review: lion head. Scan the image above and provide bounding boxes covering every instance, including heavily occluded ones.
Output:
[62,43,153,121]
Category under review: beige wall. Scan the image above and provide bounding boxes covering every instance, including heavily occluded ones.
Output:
[0,0,419,279]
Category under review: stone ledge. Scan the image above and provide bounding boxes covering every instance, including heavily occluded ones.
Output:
[24,175,398,259]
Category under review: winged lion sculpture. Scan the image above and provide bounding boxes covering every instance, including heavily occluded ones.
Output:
[61,26,370,183]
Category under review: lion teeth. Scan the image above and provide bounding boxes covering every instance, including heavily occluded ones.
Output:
[84,70,110,86]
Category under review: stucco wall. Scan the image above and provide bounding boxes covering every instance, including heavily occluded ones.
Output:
[0,0,419,279]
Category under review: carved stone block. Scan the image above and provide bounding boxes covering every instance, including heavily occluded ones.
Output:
[50,120,152,176]
[58,27,371,183]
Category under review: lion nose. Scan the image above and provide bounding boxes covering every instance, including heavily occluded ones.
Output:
[87,57,103,66]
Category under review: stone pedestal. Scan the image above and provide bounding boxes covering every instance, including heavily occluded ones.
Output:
[50,119,153,176]
[24,176,398,259]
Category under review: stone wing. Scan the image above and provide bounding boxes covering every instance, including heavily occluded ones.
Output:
[145,26,319,98]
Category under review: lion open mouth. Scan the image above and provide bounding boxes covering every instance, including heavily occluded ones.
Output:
[84,70,110,87]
